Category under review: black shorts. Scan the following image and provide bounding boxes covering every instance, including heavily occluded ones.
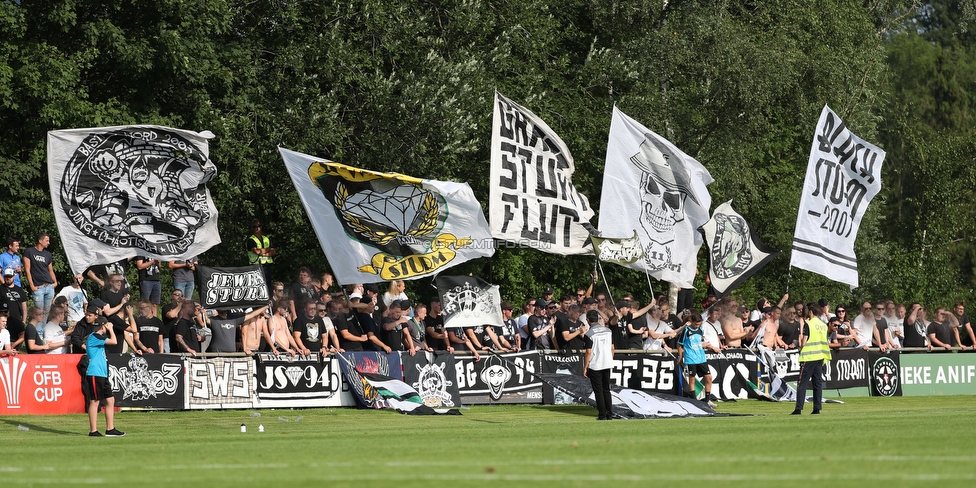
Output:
[82,375,114,404]
[686,363,710,379]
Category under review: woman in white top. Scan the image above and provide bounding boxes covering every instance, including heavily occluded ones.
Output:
[43,306,69,354]
[382,280,408,307]
[642,306,675,353]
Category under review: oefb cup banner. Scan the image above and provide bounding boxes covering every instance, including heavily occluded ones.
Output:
[0,355,86,415]
[791,105,885,288]
[611,353,680,395]
[337,352,403,409]
[196,265,270,310]
[489,92,595,255]
[107,353,184,409]
[280,147,494,285]
[252,354,346,408]
[539,351,584,405]
[400,351,463,409]
[47,125,220,275]
[455,351,543,404]
[186,357,255,409]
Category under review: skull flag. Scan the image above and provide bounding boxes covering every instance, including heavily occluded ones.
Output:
[598,107,713,286]
[48,126,220,275]
[699,200,780,298]
[280,148,494,285]
[435,275,504,328]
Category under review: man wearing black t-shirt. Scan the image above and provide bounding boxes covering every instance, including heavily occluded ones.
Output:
[293,300,325,355]
[332,299,368,351]
[1,269,28,346]
[558,304,588,351]
[174,300,202,355]
[131,300,164,354]
[952,302,975,349]
[380,301,412,353]
[424,299,449,351]
[927,308,954,352]
[23,233,57,315]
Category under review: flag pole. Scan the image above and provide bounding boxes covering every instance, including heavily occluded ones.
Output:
[643,267,655,300]
[596,259,615,306]
[786,265,793,295]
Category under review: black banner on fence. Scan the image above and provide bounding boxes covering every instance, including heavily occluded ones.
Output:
[186,357,254,409]
[869,350,902,397]
[705,349,759,401]
[401,351,463,408]
[455,351,542,404]
[253,354,344,408]
[107,354,184,409]
[338,352,403,409]
[196,265,270,310]
[611,353,679,394]
[540,351,584,404]
[824,347,869,389]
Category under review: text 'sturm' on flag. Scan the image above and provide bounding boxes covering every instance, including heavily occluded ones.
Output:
[489,92,595,255]
[700,200,780,298]
[280,148,494,285]
[435,275,503,328]
[790,105,885,288]
[598,107,713,286]
[48,126,221,275]
[196,265,270,310]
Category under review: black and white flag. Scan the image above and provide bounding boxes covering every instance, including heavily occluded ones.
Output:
[196,265,269,310]
[47,126,220,275]
[489,92,595,255]
[435,275,503,328]
[598,107,712,287]
[791,105,885,288]
[700,200,780,297]
[590,231,645,266]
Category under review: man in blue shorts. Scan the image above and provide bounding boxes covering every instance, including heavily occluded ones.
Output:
[677,314,718,406]
[82,317,125,437]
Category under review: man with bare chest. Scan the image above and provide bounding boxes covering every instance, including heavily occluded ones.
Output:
[719,298,753,348]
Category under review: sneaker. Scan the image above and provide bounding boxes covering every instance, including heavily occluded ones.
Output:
[811,410,821,415]
[790,410,801,415]
[105,429,126,437]
[89,431,102,437]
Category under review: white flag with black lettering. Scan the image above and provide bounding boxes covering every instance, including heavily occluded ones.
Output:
[791,105,885,288]
[489,92,595,254]
[598,107,713,286]
[47,126,220,275]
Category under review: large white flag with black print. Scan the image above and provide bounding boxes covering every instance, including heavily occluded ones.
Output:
[791,105,885,288]
[598,107,713,286]
[435,275,503,328]
[48,126,220,275]
[489,92,595,255]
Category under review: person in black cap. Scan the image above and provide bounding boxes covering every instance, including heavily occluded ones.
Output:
[542,287,554,303]
[527,299,556,350]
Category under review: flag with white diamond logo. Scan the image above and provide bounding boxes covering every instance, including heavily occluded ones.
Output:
[280,148,494,284]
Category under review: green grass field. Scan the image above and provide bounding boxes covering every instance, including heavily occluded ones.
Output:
[2,396,975,487]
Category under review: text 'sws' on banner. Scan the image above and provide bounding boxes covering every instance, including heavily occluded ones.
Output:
[107,353,184,409]
[700,200,780,298]
[253,354,346,408]
[536,373,728,419]
[47,126,220,275]
[599,107,713,287]
[489,92,595,255]
[196,265,269,310]
[590,232,644,266]
[455,351,543,404]
[435,275,503,328]
[337,352,456,415]
[401,351,463,409]
[186,357,255,410]
[280,147,494,285]
[791,105,885,288]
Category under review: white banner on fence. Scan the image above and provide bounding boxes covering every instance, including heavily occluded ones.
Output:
[790,105,885,288]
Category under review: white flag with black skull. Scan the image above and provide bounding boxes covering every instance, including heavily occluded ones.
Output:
[489,92,595,255]
[598,107,713,286]
[435,275,504,328]
[280,148,494,285]
[47,126,220,275]
[791,105,884,288]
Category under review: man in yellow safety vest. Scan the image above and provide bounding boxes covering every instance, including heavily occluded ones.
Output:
[791,302,832,415]
[246,219,276,290]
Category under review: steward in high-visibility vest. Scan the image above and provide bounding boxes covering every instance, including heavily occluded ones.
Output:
[246,220,275,289]
[792,303,830,415]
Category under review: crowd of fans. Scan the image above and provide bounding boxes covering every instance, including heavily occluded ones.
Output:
[2,232,974,360]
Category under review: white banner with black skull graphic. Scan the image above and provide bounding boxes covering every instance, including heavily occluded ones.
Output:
[280,148,494,285]
[598,107,713,286]
[489,92,595,255]
[700,200,780,298]
[48,126,220,275]
[791,105,885,288]
[435,275,504,328]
